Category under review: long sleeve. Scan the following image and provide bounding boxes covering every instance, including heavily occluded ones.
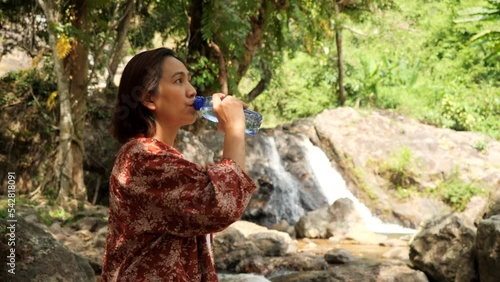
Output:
[109,137,257,237]
[103,137,257,281]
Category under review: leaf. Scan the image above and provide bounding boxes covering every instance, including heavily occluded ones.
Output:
[453,14,497,23]
[56,35,72,60]
[470,29,500,42]
[456,7,499,16]
[47,91,58,111]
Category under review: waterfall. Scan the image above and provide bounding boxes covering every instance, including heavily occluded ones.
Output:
[265,136,305,224]
[297,135,415,234]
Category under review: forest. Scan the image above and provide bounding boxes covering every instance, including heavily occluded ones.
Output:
[0,0,499,217]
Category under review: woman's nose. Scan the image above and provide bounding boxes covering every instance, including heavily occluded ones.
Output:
[187,82,196,98]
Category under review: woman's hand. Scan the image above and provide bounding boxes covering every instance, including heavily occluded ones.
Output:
[212,93,249,171]
[211,93,248,134]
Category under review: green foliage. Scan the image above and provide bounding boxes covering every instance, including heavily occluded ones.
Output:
[354,167,379,200]
[472,139,490,152]
[247,0,499,139]
[454,0,500,61]
[188,54,218,93]
[246,52,336,126]
[381,146,418,190]
[0,68,57,120]
[441,93,480,131]
[0,199,9,220]
[33,202,73,226]
[437,169,483,211]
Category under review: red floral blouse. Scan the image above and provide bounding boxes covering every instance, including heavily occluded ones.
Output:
[101,137,257,281]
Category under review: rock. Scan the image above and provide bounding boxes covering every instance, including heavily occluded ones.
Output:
[324,249,357,264]
[409,214,477,282]
[214,221,295,272]
[382,247,409,260]
[313,108,500,228]
[295,198,363,239]
[270,270,345,282]
[459,195,488,227]
[49,222,63,234]
[0,217,95,282]
[475,215,500,282]
[380,238,408,247]
[482,185,500,220]
[391,197,451,229]
[234,254,328,276]
[376,262,429,282]
[24,213,38,223]
[271,219,296,238]
[93,226,108,248]
[218,273,271,282]
[343,225,388,245]
[68,216,108,232]
[270,261,428,282]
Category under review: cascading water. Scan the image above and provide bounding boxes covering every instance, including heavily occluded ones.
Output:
[297,135,415,234]
[264,136,306,224]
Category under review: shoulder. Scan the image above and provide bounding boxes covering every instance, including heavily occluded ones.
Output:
[119,136,182,159]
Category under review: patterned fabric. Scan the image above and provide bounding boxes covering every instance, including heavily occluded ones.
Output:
[102,136,257,281]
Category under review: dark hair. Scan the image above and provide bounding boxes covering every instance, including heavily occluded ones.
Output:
[110,48,183,144]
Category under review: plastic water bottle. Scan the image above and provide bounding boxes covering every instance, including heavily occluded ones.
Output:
[193,96,263,135]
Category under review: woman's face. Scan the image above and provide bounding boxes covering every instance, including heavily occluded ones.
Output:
[149,56,197,129]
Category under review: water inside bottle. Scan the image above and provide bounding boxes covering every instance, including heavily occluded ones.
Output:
[199,107,261,135]
[200,107,219,123]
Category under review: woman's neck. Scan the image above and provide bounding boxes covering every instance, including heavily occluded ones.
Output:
[153,123,179,146]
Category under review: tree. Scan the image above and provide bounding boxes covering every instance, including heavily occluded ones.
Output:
[131,0,290,99]
[36,0,89,208]
[1,0,135,208]
[454,0,500,61]
[330,0,395,106]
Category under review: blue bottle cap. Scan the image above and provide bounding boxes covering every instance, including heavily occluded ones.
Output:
[193,96,205,110]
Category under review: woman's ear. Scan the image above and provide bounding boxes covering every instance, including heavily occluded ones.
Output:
[141,91,156,111]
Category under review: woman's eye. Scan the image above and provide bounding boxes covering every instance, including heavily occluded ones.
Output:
[175,78,182,84]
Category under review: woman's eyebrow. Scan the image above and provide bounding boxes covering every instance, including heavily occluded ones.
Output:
[171,71,190,78]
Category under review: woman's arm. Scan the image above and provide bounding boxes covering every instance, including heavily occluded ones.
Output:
[109,140,257,237]
[211,94,247,171]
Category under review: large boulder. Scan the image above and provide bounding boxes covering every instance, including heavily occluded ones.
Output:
[213,221,328,276]
[218,273,271,282]
[409,214,477,282]
[295,198,363,239]
[270,261,428,282]
[0,217,95,282]
[214,221,295,272]
[313,108,500,227]
[475,215,500,282]
[482,185,500,220]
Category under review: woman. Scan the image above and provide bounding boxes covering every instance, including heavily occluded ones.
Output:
[101,48,257,281]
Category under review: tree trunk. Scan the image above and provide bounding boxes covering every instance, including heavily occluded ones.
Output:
[187,0,209,66]
[234,0,268,85]
[247,61,271,102]
[38,0,89,209]
[106,0,134,88]
[334,1,346,106]
[185,0,211,134]
[67,0,89,204]
[37,0,75,205]
[209,42,228,95]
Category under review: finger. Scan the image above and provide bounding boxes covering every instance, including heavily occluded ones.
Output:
[212,93,227,102]
[211,94,223,110]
